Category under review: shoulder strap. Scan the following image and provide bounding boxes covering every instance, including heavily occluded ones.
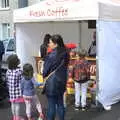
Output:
[43,60,64,83]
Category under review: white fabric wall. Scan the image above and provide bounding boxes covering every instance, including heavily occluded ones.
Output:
[16,21,94,71]
[98,21,120,106]
[16,22,80,71]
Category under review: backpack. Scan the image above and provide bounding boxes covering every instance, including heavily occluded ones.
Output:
[73,61,88,82]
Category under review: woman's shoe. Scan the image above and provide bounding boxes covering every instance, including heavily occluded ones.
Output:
[103,105,111,111]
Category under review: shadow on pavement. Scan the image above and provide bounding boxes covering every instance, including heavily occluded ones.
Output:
[0,99,10,109]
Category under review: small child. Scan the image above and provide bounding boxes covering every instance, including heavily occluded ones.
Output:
[6,54,23,120]
[73,50,90,111]
[21,63,43,120]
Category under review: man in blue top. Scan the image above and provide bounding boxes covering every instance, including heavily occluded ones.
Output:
[88,31,96,57]
[0,40,5,78]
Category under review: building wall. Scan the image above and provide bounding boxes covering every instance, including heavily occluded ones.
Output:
[28,0,42,6]
[0,0,18,39]
[0,0,42,40]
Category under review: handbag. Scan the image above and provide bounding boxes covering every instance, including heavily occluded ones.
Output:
[41,70,56,94]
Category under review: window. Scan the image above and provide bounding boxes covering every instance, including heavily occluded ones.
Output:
[88,20,96,29]
[0,23,10,40]
[0,0,9,8]
[18,0,28,8]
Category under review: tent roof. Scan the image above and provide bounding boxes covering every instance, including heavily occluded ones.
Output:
[99,1,120,21]
[13,0,120,23]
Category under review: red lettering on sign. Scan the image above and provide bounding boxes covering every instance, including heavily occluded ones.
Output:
[47,7,68,17]
[30,10,45,17]
[29,7,68,17]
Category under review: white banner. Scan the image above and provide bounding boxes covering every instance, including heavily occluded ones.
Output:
[14,0,98,23]
[98,21,120,106]
[14,0,120,23]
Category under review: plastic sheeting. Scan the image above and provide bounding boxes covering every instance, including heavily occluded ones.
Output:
[97,21,120,106]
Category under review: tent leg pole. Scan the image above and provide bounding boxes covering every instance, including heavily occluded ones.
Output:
[95,22,99,107]
[78,21,81,51]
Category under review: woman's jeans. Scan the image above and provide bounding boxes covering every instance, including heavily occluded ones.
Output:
[47,95,65,120]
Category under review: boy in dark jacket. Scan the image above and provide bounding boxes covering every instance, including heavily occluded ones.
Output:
[72,50,90,111]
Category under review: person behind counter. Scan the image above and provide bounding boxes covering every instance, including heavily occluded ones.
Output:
[88,31,96,57]
[42,34,69,120]
[40,34,51,60]
[39,34,52,74]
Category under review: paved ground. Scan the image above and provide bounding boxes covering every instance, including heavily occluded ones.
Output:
[65,103,120,120]
[1,93,120,120]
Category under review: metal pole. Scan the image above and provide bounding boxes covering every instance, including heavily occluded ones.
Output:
[95,20,99,106]
[78,20,82,51]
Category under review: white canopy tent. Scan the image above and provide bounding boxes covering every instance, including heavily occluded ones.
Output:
[14,0,120,107]
[14,0,98,22]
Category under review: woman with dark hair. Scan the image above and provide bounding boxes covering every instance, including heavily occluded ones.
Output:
[40,34,51,60]
[42,34,69,120]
